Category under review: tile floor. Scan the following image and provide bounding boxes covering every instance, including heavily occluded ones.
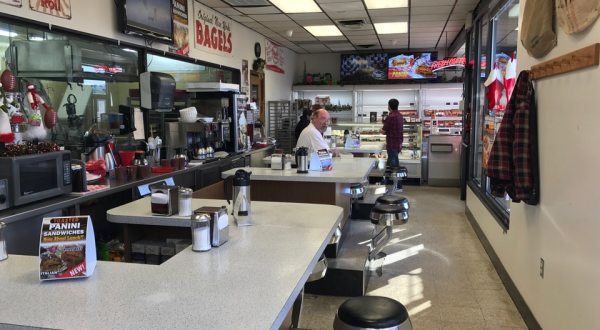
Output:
[297,186,527,330]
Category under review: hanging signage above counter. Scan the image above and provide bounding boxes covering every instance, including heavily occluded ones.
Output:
[193,1,233,56]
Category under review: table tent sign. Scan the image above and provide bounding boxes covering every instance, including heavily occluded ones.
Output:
[39,216,96,281]
[309,149,333,171]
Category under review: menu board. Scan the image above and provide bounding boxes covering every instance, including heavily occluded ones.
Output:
[340,53,388,82]
[388,52,436,80]
[39,216,96,281]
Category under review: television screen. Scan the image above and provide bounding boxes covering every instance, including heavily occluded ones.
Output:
[340,53,388,83]
[388,52,437,80]
[118,0,173,43]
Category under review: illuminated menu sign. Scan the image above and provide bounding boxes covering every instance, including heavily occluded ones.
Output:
[387,53,436,80]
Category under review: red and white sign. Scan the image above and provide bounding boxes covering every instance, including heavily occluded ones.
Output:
[29,0,71,19]
[266,39,285,73]
[170,0,190,56]
[431,57,466,71]
[193,1,233,56]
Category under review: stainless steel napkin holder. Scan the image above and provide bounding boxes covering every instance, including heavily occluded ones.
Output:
[194,206,229,247]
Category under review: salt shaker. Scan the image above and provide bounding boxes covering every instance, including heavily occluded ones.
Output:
[191,213,211,252]
[0,221,7,261]
[178,188,193,217]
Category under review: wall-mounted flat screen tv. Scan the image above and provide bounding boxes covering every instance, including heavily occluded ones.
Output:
[340,53,389,83]
[117,0,174,44]
[388,52,437,80]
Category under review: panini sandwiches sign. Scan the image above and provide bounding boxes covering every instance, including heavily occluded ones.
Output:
[193,1,233,56]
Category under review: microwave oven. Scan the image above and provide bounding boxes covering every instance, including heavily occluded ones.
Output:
[0,150,72,210]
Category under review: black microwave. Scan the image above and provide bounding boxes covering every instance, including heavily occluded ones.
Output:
[0,150,72,209]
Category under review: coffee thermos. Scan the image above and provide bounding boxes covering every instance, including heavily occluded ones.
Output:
[296,147,309,173]
[232,169,252,226]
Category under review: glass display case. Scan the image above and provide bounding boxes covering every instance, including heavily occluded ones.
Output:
[420,84,463,138]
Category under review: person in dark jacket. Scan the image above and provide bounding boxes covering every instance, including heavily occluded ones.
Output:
[294,104,323,142]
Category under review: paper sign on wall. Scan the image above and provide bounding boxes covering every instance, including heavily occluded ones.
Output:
[39,216,96,281]
[170,0,190,56]
[309,149,333,171]
[30,0,71,19]
[193,1,233,56]
[266,39,285,74]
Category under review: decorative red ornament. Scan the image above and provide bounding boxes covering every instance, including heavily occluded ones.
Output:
[43,103,58,129]
[0,69,17,92]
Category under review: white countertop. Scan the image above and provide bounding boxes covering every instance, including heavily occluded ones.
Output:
[0,199,343,330]
[223,158,375,183]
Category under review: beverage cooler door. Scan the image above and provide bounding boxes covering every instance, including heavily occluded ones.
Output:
[234,94,250,152]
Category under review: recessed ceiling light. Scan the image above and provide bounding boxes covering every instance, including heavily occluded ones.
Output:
[270,0,321,13]
[374,22,408,34]
[365,0,408,9]
[304,25,343,37]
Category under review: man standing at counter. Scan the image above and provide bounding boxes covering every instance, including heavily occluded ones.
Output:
[382,98,403,167]
[296,108,340,156]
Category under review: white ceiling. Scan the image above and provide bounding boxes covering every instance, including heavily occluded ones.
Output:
[197,0,479,54]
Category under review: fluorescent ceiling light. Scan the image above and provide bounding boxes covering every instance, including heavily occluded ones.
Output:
[304,25,343,37]
[374,22,408,34]
[365,0,408,9]
[0,30,17,37]
[270,0,321,13]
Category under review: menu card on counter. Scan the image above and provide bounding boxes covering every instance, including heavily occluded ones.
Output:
[309,149,333,171]
[39,216,96,281]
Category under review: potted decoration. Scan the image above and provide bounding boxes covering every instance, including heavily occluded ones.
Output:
[252,58,266,74]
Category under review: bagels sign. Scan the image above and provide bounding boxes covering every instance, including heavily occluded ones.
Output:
[194,2,233,55]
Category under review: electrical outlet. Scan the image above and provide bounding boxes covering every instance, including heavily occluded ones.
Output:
[540,258,545,278]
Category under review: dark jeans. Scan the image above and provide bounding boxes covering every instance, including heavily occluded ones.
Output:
[386,148,399,167]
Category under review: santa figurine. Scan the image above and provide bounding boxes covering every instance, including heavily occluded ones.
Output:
[25,83,55,140]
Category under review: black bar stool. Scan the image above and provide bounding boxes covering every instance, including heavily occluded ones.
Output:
[368,195,409,263]
[333,296,413,329]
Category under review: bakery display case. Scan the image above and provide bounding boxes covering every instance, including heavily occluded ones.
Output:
[331,121,423,179]
[356,87,419,123]
[420,84,463,137]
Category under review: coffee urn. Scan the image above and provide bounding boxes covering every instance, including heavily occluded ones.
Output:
[232,169,252,226]
[296,147,309,173]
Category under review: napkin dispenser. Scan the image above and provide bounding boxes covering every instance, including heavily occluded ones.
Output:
[271,153,284,170]
[151,185,179,216]
[194,206,229,247]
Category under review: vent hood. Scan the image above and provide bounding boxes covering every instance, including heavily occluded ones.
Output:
[186,82,239,92]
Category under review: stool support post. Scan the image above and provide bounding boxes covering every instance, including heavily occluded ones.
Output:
[368,225,393,261]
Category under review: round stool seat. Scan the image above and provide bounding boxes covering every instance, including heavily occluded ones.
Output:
[350,183,365,199]
[370,204,409,226]
[375,195,409,210]
[334,296,411,329]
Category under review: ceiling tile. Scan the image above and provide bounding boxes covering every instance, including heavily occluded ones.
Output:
[410,26,444,33]
[230,15,256,22]
[236,6,280,14]
[316,35,349,41]
[410,32,443,38]
[327,10,369,19]
[197,0,229,6]
[213,7,242,15]
[370,15,409,23]
[298,19,335,26]
[289,35,319,42]
[319,1,365,12]
[344,29,377,36]
[328,44,356,51]
[261,20,301,28]
[411,14,451,22]
[287,13,330,21]
[248,14,289,21]
[411,0,455,6]
[410,21,446,28]
[298,44,331,52]
[368,8,409,17]
[411,6,453,15]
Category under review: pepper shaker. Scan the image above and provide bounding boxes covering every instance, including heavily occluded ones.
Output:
[0,222,7,261]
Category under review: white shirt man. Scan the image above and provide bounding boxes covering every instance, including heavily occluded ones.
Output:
[295,109,340,156]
